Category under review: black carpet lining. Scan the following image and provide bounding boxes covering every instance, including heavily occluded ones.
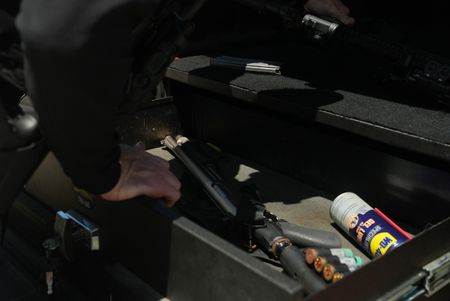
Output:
[169,54,450,147]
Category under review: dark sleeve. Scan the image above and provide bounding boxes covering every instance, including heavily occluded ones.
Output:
[16,0,160,194]
[0,9,17,49]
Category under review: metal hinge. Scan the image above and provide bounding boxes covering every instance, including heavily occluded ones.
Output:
[377,251,450,301]
[423,251,450,297]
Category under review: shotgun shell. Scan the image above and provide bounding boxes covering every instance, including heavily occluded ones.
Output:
[332,271,350,283]
[313,256,328,273]
[314,255,362,273]
[304,248,353,265]
[322,263,356,282]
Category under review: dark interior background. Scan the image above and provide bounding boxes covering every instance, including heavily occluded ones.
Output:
[187,0,450,57]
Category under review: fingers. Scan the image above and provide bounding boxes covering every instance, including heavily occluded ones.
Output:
[140,173,181,207]
[328,0,354,25]
[332,0,349,15]
[160,189,181,208]
[135,159,181,201]
[137,155,182,205]
[159,166,182,191]
[336,13,355,26]
[333,0,355,25]
[304,0,355,26]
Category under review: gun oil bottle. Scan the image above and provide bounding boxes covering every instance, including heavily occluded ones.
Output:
[330,192,411,258]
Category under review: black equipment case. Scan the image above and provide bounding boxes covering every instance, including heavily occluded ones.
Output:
[3,1,450,300]
[18,55,450,301]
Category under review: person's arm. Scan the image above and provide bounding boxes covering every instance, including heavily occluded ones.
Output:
[0,9,18,50]
[17,0,181,205]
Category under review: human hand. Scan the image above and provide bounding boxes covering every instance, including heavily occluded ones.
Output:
[304,0,355,26]
[101,142,181,207]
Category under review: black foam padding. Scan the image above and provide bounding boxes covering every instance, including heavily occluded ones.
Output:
[168,53,450,162]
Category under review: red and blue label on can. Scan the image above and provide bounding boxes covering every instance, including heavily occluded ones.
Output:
[348,209,409,257]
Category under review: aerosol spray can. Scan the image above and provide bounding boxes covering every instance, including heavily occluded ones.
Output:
[330,192,411,258]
